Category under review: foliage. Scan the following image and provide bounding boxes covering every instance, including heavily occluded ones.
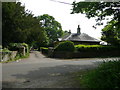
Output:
[8,43,28,50]
[37,14,63,44]
[75,45,119,52]
[72,1,120,24]
[71,1,120,45]
[15,52,29,60]
[40,47,49,54]
[8,43,30,58]
[62,30,71,37]
[1,51,29,63]
[2,48,11,52]
[2,2,48,48]
[9,43,28,47]
[80,60,120,88]
[55,41,75,52]
[40,47,48,50]
[101,20,120,45]
[1,43,30,63]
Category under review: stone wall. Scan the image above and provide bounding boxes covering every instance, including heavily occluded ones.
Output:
[1,51,17,62]
[18,46,26,56]
[49,50,120,59]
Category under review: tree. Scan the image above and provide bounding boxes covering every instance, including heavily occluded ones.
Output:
[101,20,120,45]
[71,1,120,45]
[26,19,49,47]
[2,2,24,46]
[2,2,48,47]
[37,14,63,44]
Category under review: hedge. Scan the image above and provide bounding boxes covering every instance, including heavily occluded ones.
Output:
[40,47,49,55]
[75,45,120,52]
[54,41,75,52]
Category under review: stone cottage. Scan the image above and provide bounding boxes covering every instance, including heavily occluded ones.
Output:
[58,25,101,45]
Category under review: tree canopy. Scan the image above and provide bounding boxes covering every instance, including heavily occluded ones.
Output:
[72,1,120,45]
[37,14,63,44]
[2,2,49,47]
[101,20,120,45]
[2,2,64,48]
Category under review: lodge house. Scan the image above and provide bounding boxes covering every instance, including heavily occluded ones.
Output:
[58,25,101,45]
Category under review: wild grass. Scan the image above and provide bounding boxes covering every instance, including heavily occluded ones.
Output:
[76,59,120,88]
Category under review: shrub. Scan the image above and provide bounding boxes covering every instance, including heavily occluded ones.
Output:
[75,45,120,52]
[8,43,29,52]
[81,60,120,88]
[40,47,49,54]
[9,43,28,48]
[8,43,29,57]
[55,41,75,52]
[1,48,12,62]
[2,48,11,52]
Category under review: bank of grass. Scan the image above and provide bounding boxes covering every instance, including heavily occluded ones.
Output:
[76,59,120,88]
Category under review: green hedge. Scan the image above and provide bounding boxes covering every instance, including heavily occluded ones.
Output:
[40,47,49,54]
[75,45,119,52]
[55,41,75,52]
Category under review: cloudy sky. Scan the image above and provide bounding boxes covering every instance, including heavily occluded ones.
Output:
[19,0,107,39]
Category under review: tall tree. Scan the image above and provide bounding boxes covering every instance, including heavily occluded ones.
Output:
[37,14,63,44]
[71,1,120,45]
[2,2,48,47]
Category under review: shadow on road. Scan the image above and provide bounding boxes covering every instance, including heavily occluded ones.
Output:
[3,64,97,88]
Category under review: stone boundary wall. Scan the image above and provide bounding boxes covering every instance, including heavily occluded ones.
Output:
[48,50,120,59]
[0,51,17,62]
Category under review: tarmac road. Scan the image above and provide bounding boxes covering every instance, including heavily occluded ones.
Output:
[2,51,119,88]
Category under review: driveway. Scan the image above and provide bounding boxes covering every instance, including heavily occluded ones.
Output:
[2,51,119,88]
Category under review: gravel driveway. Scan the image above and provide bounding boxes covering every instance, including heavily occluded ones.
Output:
[2,51,119,88]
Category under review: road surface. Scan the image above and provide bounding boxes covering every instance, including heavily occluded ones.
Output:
[2,51,119,88]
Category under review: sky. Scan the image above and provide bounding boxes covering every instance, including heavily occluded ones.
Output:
[19,0,107,39]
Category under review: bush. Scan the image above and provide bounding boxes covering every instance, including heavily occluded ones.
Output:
[40,47,49,54]
[55,41,75,52]
[2,48,11,52]
[8,43,29,52]
[75,45,120,52]
[81,60,120,88]
[9,43,28,49]
[8,43,30,57]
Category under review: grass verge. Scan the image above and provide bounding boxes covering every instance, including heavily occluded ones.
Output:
[75,59,120,88]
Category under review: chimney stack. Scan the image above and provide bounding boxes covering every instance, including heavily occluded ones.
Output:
[69,30,71,33]
[77,25,81,34]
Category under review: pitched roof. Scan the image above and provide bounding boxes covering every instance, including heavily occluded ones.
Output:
[60,33,101,42]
